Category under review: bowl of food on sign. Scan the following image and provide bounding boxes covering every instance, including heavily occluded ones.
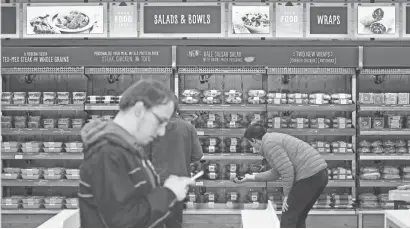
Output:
[52,11,94,33]
[242,13,270,34]
[244,57,255,63]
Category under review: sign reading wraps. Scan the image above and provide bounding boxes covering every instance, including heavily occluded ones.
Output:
[306,3,350,39]
[275,3,303,38]
[140,3,225,38]
[1,47,172,67]
[109,2,138,38]
[177,46,358,67]
[1,4,20,38]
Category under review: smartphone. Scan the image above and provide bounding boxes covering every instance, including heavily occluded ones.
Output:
[191,171,204,181]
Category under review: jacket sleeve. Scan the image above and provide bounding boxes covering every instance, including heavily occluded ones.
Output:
[190,125,204,163]
[92,149,177,228]
[254,168,281,181]
[264,145,295,196]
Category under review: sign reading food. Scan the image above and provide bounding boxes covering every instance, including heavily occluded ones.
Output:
[23,3,107,38]
[308,5,348,35]
[357,5,396,36]
[1,5,18,37]
[140,3,224,37]
[109,3,138,37]
[230,4,271,36]
[275,3,303,38]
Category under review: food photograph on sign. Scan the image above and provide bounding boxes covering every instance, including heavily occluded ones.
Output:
[357,6,396,35]
[231,5,270,34]
[25,4,104,36]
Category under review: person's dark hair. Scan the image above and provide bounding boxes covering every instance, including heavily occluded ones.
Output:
[244,123,267,140]
[119,79,176,112]
[172,94,180,118]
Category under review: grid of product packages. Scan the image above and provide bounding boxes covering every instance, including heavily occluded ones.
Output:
[1,2,410,39]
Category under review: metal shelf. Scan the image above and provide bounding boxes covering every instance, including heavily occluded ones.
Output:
[1,152,83,160]
[2,179,79,187]
[321,154,355,161]
[202,154,263,161]
[1,104,84,111]
[360,129,410,136]
[360,154,410,161]
[267,180,355,188]
[360,105,410,112]
[196,129,245,136]
[1,209,64,215]
[84,104,119,111]
[268,128,355,136]
[194,180,266,188]
[360,180,410,187]
[2,128,81,136]
[267,104,355,112]
[179,104,265,112]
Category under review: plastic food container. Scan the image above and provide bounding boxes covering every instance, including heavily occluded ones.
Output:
[1,147,19,153]
[43,98,55,105]
[2,197,21,209]
[28,116,41,122]
[21,168,42,175]
[72,119,84,128]
[57,98,70,105]
[3,168,21,173]
[27,121,40,128]
[13,92,27,98]
[14,122,27,128]
[57,92,70,99]
[22,197,43,209]
[28,98,41,105]
[2,141,20,148]
[1,116,13,122]
[72,92,86,99]
[44,196,65,209]
[43,142,63,148]
[43,92,56,99]
[66,198,78,209]
[14,116,27,122]
[1,122,12,128]
[43,168,64,175]
[2,173,19,180]
[22,142,42,148]
[22,174,41,180]
[12,98,26,104]
[44,174,64,180]
[43,147,63,153]
[43,119,56,128]
[2,92,13,99]
[28,92,41,98]
[65,142,83,148]
[65,169,79,175]
[66,148,83,153]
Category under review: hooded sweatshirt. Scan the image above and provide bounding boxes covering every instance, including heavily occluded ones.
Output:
[145,117,203,183]
[257,132,328,196]
[79,119,177,228]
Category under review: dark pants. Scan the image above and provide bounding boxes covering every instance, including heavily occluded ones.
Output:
[165,201,184,228]
[280,169,328,228]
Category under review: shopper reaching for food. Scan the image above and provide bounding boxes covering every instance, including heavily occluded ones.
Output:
[234,123,328,228]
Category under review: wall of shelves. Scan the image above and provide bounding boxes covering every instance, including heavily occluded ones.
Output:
[2,45,410,228]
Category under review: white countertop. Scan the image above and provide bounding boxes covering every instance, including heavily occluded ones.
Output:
[385,210,410,228]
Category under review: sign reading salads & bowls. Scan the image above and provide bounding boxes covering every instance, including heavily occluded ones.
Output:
[22,3,108,38]
[402,3,410,39]
[140,2,225,38]
[228,3,273,38]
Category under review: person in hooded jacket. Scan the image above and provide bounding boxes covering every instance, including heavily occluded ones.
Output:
[234,123,328,228]
[79,79,194,228]
[144,99,203,228]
